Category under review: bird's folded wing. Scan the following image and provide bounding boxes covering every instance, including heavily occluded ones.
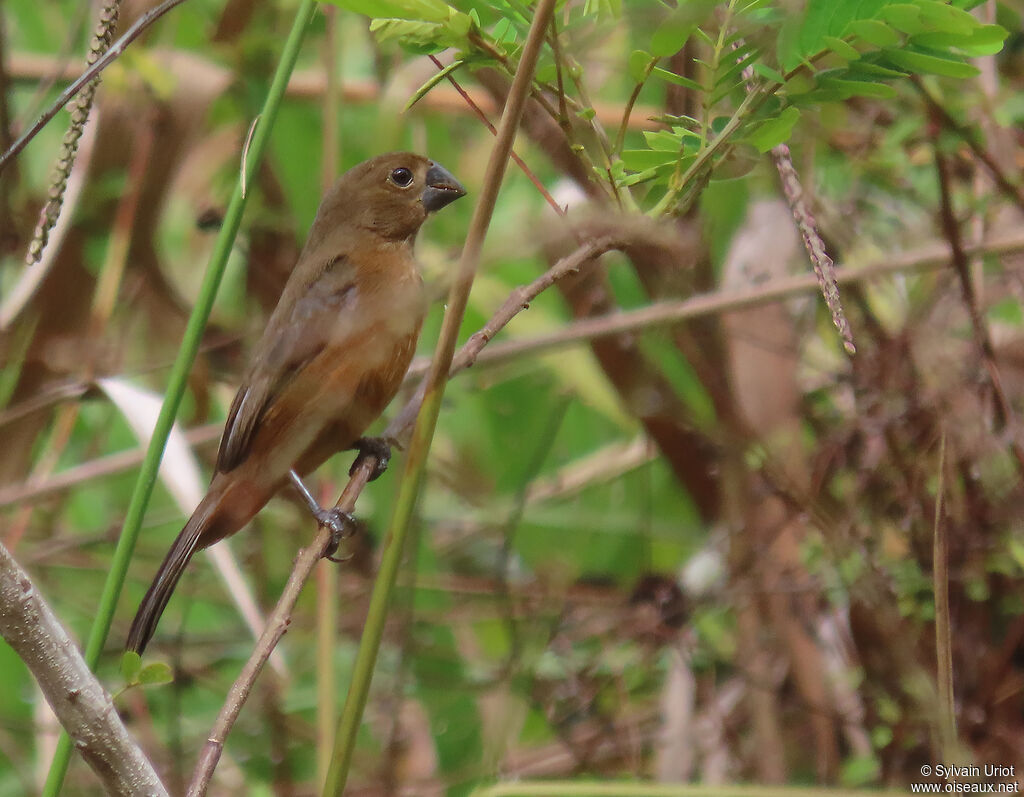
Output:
[216,255,356,473]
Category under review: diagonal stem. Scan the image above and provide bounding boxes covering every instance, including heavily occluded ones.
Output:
[321,0,559,793]
[40,2,317,793]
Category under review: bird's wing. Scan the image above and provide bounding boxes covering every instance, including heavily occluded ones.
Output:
[216,255,356,473]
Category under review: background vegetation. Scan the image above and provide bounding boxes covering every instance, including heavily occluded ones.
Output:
[1,0,1024,794]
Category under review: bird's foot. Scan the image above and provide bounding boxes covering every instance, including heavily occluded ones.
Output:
[314,507,357,562]
[350,436,392,482]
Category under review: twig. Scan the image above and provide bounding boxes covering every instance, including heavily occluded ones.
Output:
[40,2,317,792]
[387,235,619,438]
[188,5,562,789]
[411,228,1024,374]
[317,7,341,789]
[913,76,1024,211]
[613,59,655,156]
[186,461,374,797]
[734,40,854,354]
[7,229,1024,510]
[427,55,564,217]
[0,541,167,796]
[772,143,855,355]
[932,429,956,754]
[0,424,220,509]
[934,146,1024,472]
[7,53,661,133]
[325,2,559,791]
[0,0,190,175]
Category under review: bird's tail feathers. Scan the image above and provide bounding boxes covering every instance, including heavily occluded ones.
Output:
[125,494,221,655]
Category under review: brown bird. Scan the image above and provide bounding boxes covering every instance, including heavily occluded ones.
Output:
[127,152,465,654]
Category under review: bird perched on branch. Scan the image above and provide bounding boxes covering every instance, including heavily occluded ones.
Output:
[127,153,465,654]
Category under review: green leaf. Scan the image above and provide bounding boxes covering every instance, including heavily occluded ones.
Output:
[619,157,687,187]
[796,0,889,62]
[883,47,979,78]
[783,71,817,96]
[138,662,174,687]
[753,63,786,84]
[643,130,682,151]
[120,651,141,684]
[628,49,654,83]
[650,1,716,57]
[915,0,980,33]
[854,58,909,78]
[822,35,861,60]
[846,19,901,48]
[912,24,1008,56]
[620,149,677,171]
[819,76,897,99]
[369,18,466,51]
[651,14,695,57]
[405,59,464,111]
[746,106,800,153]
[879,4,926,35]
[714,49,760,90]
[962,23,1009,54]
[324,0,452,23]
[651,66,703,92]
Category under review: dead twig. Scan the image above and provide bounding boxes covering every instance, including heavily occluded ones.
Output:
[427,55,565,217]
[186,460,374,797]
[0,0,190,175]
[934,145,1024,472]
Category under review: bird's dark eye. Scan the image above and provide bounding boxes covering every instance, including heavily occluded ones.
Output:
[390,167,414,188]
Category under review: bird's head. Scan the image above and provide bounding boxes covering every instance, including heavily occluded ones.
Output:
[315,152,466,244]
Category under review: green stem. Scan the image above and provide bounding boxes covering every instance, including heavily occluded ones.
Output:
[320,1,558,793]
[41,3,316,793]
[649,82,770,218]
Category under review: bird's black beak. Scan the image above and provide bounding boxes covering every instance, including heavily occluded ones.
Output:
[421,162,465,213]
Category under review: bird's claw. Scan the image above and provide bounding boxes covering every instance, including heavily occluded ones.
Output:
[315,507,356,562]
[350,436,391,482]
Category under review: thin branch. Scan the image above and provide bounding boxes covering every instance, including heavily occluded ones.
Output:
[414,228,1024,374]
[932,430,956,754]
[0,424,220,509]
[0,542,167,796]
[427,54,565,217]
[387,235,619,438]
[913,76,1024,211]
[186,461,374,797]
[325,2,558,791]
[934,145,1024,472]
[41,1,317,791]
[0,0,190,175]
[614,59,655,156]
[6,53,660,133]
[187,5,564,791]
[7,229,1024,510]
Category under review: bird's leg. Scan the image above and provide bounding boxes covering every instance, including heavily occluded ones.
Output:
[349,436,392,482]
[289,470,356,562]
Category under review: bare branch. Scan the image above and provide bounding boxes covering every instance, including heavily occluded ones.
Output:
[0,542,167,796]
[186,460,374,797]
[0,0,191,175]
